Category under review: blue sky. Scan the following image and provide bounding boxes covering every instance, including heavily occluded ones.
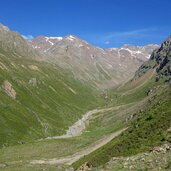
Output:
[0,0,171,48]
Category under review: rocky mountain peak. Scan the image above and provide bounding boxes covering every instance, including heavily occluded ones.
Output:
[29,35,64,52]
[62,35,90,46]
[27,31,159,88]
[134,35,171,82]
[0,24,40,60]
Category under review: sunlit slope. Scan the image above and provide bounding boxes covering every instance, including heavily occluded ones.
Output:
[0,47,169,170]
[73,36,171,170]
[0,49,102,148]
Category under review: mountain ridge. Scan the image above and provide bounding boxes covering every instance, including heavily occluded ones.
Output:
[0,23,41,60]
[0,23,159,89]
[0,23,170,171]
[73,36,171,170]
[134,35,171,83]
[28,34,159,89]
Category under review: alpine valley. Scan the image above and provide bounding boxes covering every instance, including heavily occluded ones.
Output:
[0,23,170,171]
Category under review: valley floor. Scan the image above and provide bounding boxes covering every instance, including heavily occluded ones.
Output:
[0,76,170,171]
[30,128,126,166]
[0,102,134,170]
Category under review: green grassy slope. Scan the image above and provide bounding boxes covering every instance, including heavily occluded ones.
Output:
[73,84,171,169]
[0,49,103,148]
[0,62,167,171]
[0,26,170,171]
[0,98,149,170]
[73,36,171,170]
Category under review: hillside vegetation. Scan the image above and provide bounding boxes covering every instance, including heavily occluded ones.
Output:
[0,24,170,171]
[73,36,171,170]
[73,85,171,169]
[0,48,103,147]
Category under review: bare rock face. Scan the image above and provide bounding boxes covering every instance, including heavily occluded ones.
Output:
[135,35,171,82]
[2,80,16,99]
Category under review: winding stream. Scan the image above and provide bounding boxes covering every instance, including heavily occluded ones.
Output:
[45,107,114,140]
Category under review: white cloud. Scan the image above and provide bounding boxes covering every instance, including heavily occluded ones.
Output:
[22,34,34,40]
[74,27,168,47]
[98,27,167,47]
[106,28,158,40]
[105,41,110,44]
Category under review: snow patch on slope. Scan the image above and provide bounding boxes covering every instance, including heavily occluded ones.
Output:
[45,37,54,45]
[66,35,76,41]
[49,37,63,40]
[121,48,143,57]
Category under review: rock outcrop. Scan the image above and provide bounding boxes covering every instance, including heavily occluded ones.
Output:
[2,80,16,99]
[135,35,171,82]
[0,163,6,168]
[76,162,92,171]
